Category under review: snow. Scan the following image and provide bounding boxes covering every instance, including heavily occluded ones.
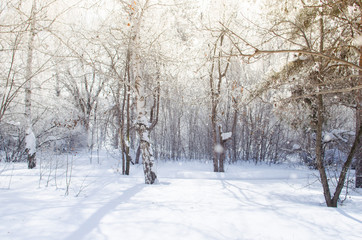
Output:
[323,129,354,143]
[125,139,130,148]
[292,144,301,150]
[323,132,333,143]
[137,116,150,128]
[5,121,20,126]
[312,62,321,72]
[25,128,36,155]
[142,131,150,142]
[1,152,361,240]
[221,132,232,141]
[353,35,362,46]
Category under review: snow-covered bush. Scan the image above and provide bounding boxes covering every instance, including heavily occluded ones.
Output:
[0,122,26,163]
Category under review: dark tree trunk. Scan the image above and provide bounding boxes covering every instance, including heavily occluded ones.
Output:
[231,107,238,163]
[355,22,362,188]
[314,95,334,207]
[125,53,132,175]
[135,145,141,164]
[211,104,218,172]
[332,124,362,204]
[209,54,219,172]
[313,93,362,207]
[355,90,362,188]
[27,152,36,169]
[218,126,225,172]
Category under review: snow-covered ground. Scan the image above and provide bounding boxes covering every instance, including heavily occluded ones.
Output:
[1,151,361,240]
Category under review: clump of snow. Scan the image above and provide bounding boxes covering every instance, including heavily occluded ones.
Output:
[221,132,232,141]
[323,133,333,143]
[142,132,150,142]
[125,139,130,148]
[323,129,354,143]
[25,128,36,155]
[348,4,359,15]
[137,115,150,127]
[45,136,57,142]
[312,62,321,72]
[299,54,308,60]
[292,144,301,150]
[5,121,20,126]
[354,35,362,46]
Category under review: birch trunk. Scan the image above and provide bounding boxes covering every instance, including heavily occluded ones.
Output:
[135,67,157,184]
[25,0,37,169]
[130,0,157,184]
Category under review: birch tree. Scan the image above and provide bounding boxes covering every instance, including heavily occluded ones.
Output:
[22,0,66,168]
[24,0,37,169]
[128,0,157,184]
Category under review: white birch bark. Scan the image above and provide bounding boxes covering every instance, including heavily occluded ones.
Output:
[25,0,37,169]
[129,0,157,184]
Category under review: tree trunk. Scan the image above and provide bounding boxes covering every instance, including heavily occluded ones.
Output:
[218,126,225,172]
[125,71,132,175]
[315,10,334,207]
[315,95,333,207]
[130,0,157,184]
[25,0,37,169]
[135,145,141,164]
[231,107,238,163]
[209,49,219,172]
[134,69,157,182]
[138,125,157,184]
[354,98,362,188]
[355,20,362,187]
[208,32,231,172]
[211,104,219,172]
[332,124,362,204]
[134,71,157,184]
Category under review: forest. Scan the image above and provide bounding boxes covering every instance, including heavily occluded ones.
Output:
[0,0,362,239]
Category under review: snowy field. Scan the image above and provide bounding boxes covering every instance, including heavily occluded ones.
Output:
[1,152,361,240]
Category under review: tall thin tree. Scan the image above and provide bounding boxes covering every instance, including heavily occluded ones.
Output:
[24,0,37,169]
[128,0,157,184]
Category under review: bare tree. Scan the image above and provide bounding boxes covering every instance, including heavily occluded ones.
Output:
[61,62,106,152]
[24,0,37,169]
[208,31,232,172]
[0,42,22,123]
[224,0,361,206]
